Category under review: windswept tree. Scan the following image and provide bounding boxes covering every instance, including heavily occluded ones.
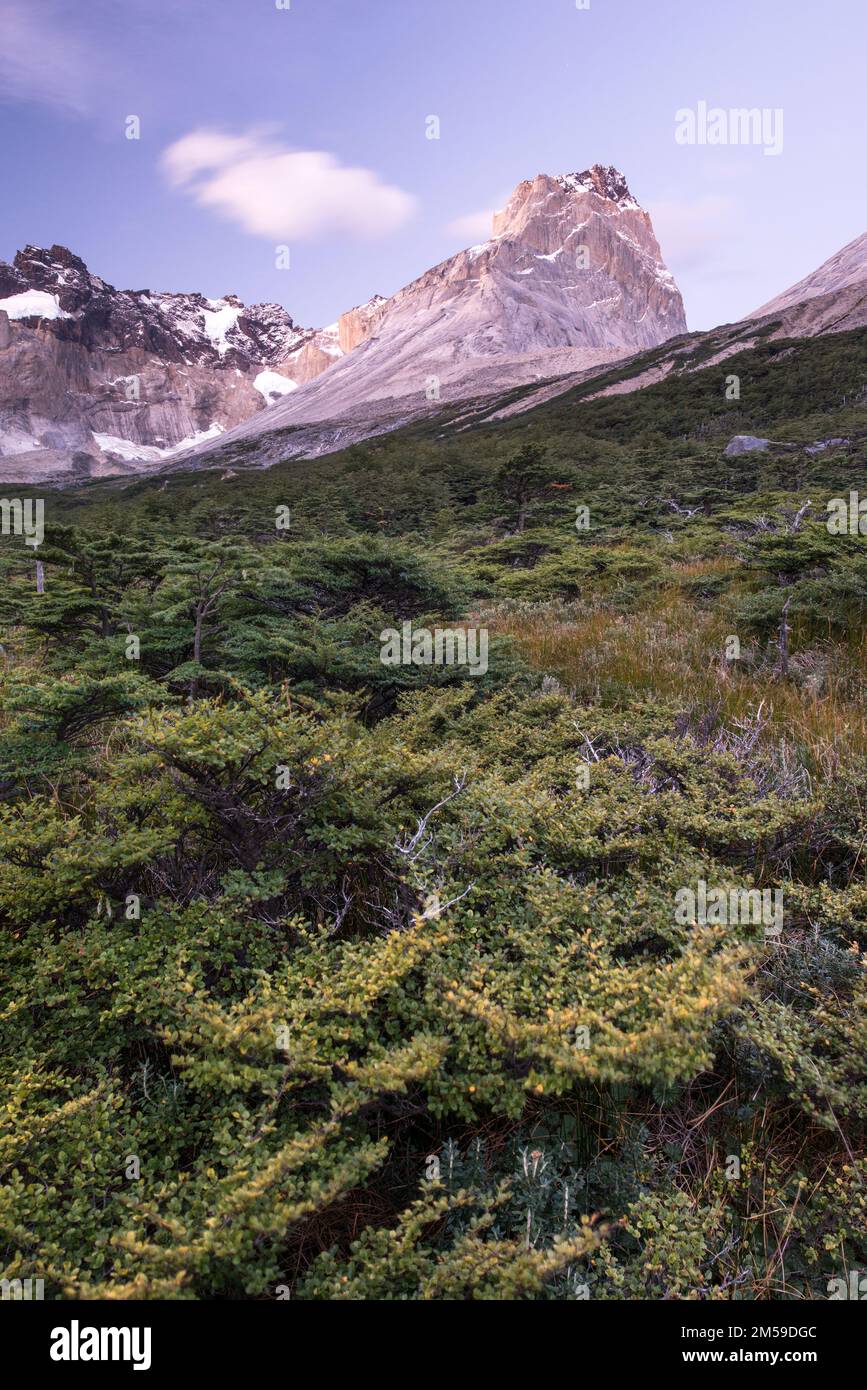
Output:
[143,539,256,692]
[495,444,563,533]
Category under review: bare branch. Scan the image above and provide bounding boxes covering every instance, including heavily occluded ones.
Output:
[394,773,468,862]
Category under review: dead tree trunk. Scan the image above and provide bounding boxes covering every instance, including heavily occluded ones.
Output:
[777,595,792,678]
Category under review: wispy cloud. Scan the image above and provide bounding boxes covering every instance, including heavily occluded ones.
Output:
[161,128,418,242]
[0,0,97,114]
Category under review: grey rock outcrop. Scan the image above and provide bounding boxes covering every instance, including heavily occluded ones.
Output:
[805,437,849,455]
[724,435,771,456]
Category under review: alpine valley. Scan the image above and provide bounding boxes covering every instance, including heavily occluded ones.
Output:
[2,142,867,1310]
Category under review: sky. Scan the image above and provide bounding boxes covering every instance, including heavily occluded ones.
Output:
[1,0,865,332]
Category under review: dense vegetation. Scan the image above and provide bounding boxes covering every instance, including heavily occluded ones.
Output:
[1,326,865,1300]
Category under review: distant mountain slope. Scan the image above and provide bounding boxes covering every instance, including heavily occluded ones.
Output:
[753,231,867,317]
[0,245,374,482]
[5,186,865,488]
[37,321,867,536]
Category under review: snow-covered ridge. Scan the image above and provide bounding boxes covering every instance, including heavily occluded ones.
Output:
[0,244,311,368]
[0,243,359,477]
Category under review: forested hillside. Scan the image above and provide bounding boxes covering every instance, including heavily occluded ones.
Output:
[1,327,865,1300]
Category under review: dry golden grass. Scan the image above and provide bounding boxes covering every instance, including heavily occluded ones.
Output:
[484,583,867,775]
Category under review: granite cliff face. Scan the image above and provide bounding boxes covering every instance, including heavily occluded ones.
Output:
[338,295,389,353]
[185,164,688,467]
[485,165,686,351]
[0,245,346,481]
[0,166,688,481]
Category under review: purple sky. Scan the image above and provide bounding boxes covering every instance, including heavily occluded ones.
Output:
[1,0,865,331]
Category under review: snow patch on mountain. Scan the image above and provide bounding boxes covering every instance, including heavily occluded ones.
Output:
[93,422,225,461]
[254,370,298,401]
[0,289,71,320]
[202,301,243,356]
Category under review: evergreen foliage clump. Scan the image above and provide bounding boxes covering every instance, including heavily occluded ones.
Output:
[1,327,865,1299]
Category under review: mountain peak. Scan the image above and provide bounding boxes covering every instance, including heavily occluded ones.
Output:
[204,161,688,467]
[493,164,643,242]
[555,164,637,207]
[15,244,90,275]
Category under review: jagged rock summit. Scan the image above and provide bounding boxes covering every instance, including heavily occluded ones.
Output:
[0,245,376,481]
[186,163,688,466]
[484,164,684,351]
[0,244,319,367]
[0,165,691,481]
